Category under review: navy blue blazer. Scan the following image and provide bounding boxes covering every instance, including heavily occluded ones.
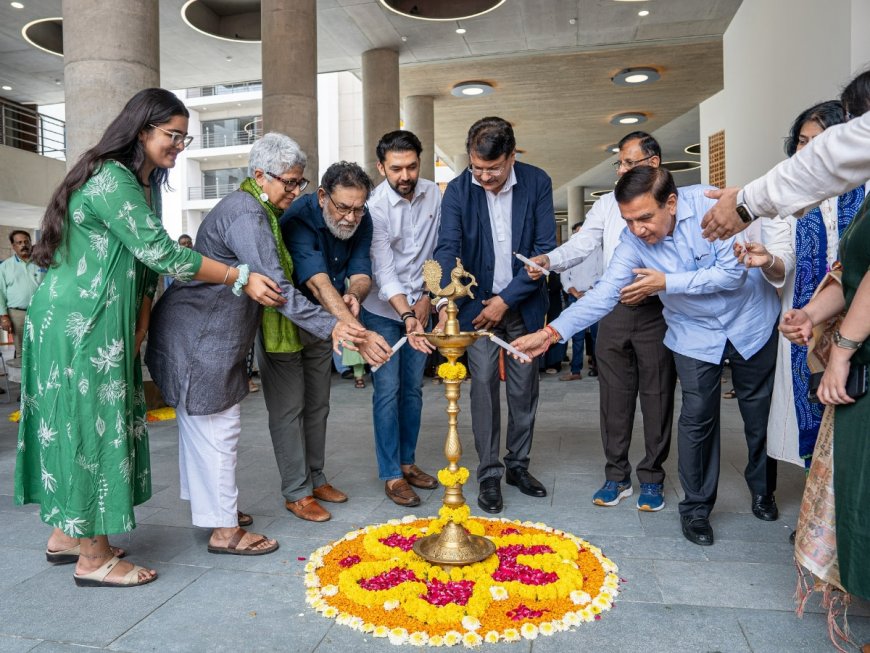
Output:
[433,161,557,333]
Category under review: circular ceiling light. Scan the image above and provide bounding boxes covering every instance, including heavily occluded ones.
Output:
[684,143,701,155]
[590,189,611,198]
[661,160,701,172]
[1,85,11,91]
[11,2,24,8]
[610,112,647,125]
[181,0,261,43]
[604,143,619,153]
[379,0,506,21]
[611,67,660,86]
[21,17,63,57]
[451,81,494,98]
[455,27,466,34]
[638,10,650,16]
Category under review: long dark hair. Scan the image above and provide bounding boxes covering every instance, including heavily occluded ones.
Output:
[783,100,845,157]
[34,88,189,268]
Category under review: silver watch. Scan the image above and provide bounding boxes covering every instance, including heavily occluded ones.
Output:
[833,330,863,350]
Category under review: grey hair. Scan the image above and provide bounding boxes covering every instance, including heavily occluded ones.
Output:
[247,132,307,177]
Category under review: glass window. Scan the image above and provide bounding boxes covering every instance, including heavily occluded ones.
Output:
[201,167,247,199]
[201,116,259,148]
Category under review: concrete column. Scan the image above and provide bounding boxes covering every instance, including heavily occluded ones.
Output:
[63,0,159,166]
[261,0,318,182]
[362,48,399,179]
[403,95,435,181]
[453,152,469,177]
[567,186,585,227]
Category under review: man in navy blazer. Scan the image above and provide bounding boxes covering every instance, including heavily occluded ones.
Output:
[434,116,557,513]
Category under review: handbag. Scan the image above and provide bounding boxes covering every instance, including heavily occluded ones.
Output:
[807,364,868,403]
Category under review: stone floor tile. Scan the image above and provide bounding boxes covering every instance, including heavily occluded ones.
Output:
[736,607,870,653]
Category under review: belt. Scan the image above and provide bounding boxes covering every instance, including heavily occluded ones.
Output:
[618,295,660,308]
[8,307,27,311]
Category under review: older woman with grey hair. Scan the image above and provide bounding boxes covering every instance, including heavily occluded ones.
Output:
[145,133,370,555]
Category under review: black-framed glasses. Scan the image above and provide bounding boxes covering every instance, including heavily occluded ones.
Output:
[325,191,367,218]
[267,171,310,193]
[612,155,654,169]
[149,124,194,148]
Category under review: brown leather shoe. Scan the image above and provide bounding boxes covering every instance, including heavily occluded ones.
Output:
[385,479,421,507]
[313,484,348,503]
[285,496,331,522]
[402,464,438,489]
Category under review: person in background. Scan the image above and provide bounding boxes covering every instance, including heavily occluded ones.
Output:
[0,230,44,368]
[163,234,193,290]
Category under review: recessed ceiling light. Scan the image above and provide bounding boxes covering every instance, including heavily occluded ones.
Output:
[611,67,660,86]
[569,18,576,25]
[225,55,232,61]
[455,27,467,34]
[11,2,24,8]
[638,10,650,16]
[1,85,11,91]
[400,35,408,42]
[590,189,611,198]
[610,112,647,125]
[684,143,701,156]
[451,81,494,97]
[662,160,701,172]
[605,143,619,153]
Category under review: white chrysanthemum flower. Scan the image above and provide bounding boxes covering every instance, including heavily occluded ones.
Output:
[580,607,595,622]
[539,622,555,637]
[593,594,612,610]
[304,562,316,573]
[562,611,581,627]
[322,606,338,618]
[570,590,591,605]
[489,585,509,601]
[484,631,500,644]
[462,632,482,648]
[387,518,401,526]
[321,585,338,597]
[408,632,428,647]
[336,613,352,625]
[461,616,480,631]
[383,599,400,611]
[401,514,416,523]
[520,623,539,640]
[443,631,462,646]
[372,625,390,638]
[361,622,375,633]
[502,628,521,642]
[387,627,408,645]
[428,635,444,646]
[304,573,320,587]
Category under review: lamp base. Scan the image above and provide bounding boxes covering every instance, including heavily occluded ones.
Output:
[412,521,496,569]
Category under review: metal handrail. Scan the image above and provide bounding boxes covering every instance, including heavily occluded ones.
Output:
[186,80,263,98]
[0,98,65,159]
[187,184,239,201]
[188,127,262,150]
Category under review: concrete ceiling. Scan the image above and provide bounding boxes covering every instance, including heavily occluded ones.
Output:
[0,0,740,210]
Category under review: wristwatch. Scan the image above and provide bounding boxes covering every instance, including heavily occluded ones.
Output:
[833,330,864,350]
[735,189,757,224]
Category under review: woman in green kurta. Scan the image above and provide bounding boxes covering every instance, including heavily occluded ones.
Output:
[782,195,870,601]
[14,88,286,587]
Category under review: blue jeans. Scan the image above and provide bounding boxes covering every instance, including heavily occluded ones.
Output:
[362,308,429,481]
[566,295,598,374]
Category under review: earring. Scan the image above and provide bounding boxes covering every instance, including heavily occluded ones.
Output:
[259,191,269,202]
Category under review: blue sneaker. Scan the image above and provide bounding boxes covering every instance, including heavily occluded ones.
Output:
[592,479,632,507]
[637,483,665,512]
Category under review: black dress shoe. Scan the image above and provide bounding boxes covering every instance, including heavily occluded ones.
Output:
[680,515,714,546]
[751,494,778,521]
[477,478,503,514]
[505,468,547,497]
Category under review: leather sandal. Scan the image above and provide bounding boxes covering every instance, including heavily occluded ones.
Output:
[285,496,331,522]
[207,527,279,556]
[237,510,253,527]
[73,556,157,588]
[47,544,126,565]
[385,479,421,507]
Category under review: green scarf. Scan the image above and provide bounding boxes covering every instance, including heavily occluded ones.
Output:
[240,177,302,353]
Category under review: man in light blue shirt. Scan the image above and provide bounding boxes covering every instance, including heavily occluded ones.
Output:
[0,230,45,364]
[512,166,781,546]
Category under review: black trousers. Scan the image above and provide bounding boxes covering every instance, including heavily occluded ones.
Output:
[595,298,676,484]
[673,325,779,519]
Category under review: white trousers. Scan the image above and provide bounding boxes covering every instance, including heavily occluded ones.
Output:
[176,383,241,528]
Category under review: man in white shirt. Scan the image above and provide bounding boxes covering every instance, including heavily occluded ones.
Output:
[559,222,602,380]
[528,132,676,513]
[361,130,441,508]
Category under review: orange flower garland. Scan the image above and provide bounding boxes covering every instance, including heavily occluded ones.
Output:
[304,516,619,647]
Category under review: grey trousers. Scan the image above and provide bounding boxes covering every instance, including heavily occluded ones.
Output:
[256,328,332,503]
[673,325,779,519]
[595,299,676,484]
[467,308,539,482]
[9,307,26,360]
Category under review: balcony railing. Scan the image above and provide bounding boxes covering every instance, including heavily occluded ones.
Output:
[0,99,65,159]
[187,184,239,201]
[188,127,261,150]
[187,80,262,98]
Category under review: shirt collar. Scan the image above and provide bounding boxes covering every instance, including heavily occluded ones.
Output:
[471,165,517,195]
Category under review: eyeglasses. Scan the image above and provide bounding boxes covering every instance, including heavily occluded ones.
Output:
[468,161,509,178]
[325,191,367,218]
[612,155,654,169]
[267,171,310,193]
[149,124,194,149]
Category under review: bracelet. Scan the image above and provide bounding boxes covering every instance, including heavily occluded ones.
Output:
[400,311,415,323]
[765,255,777,271]
[347,291,361,304]
[222,265,232,285]
[231,264,250,297]
[544,325,561,345]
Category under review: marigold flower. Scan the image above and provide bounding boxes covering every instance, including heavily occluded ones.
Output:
[437,362,467,380]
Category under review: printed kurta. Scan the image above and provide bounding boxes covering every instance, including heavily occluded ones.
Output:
[14,160,202,537]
